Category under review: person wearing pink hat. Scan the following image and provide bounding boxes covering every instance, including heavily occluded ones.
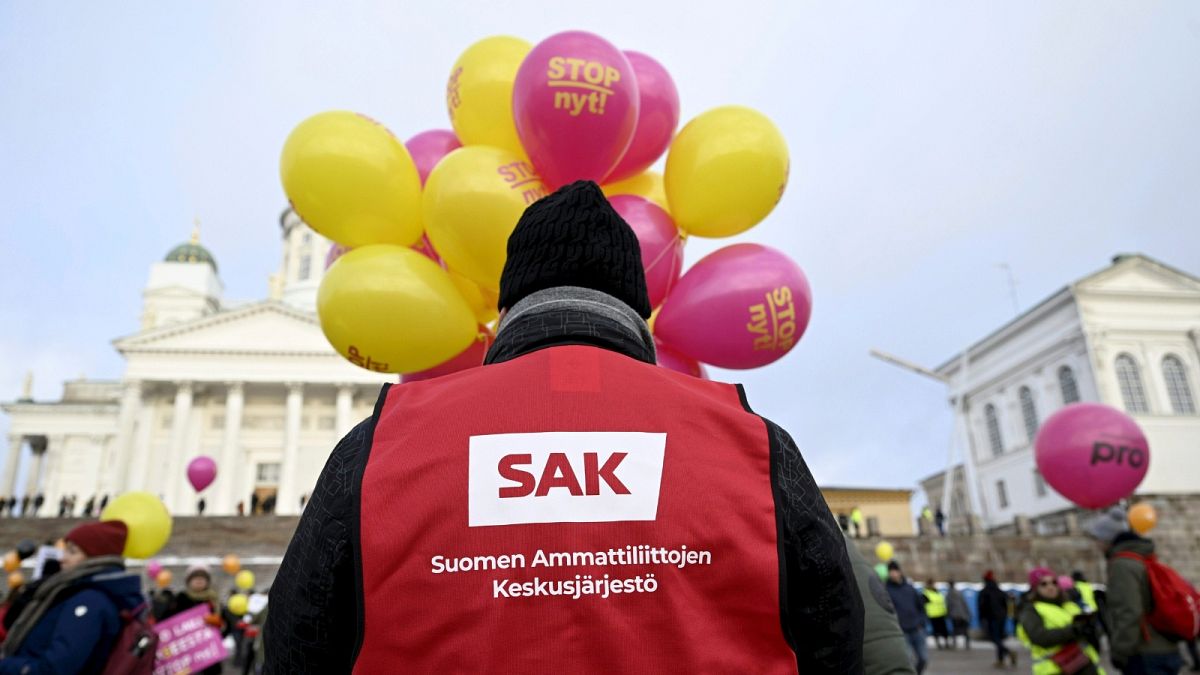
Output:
[0,520,144,674]
[1016,566,1104,675]
[162,564,225,675]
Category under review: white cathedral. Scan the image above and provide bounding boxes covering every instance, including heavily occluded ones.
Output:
[2,209,391,517]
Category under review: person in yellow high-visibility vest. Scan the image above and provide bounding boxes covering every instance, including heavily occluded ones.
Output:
[922,579,950,650]
[850,507,865,539]
[1016,567,1104,675]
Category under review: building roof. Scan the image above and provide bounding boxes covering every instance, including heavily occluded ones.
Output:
[164,225,218,272]
[821,486,914,495]
[934,253,1199,375]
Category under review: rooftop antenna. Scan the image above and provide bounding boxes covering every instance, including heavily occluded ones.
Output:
[997,263,1020,314]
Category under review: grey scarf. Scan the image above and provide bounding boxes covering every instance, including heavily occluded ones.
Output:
[485,286,656,365]
[1,556,126,656]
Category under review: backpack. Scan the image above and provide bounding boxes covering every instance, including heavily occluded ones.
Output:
[100,602,159,675]
[1115,551,1200,640]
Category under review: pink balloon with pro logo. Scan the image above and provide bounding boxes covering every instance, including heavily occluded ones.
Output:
[405,129,462,186]
[608,195,683,308]
[513,31,639,188]
[1034,402,1149,509]
[655,338,707,379]
[606,51,680,184]
[655,244,812,369]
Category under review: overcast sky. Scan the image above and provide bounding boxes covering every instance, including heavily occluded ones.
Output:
[2,2,1198,500]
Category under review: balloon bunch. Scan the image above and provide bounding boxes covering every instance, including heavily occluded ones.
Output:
[223,553,254,614]
[282,30,812,378]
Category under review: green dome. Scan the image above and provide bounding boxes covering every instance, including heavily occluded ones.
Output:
[164,242,217,272]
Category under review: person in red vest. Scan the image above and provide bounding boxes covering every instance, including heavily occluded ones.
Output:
[265,180,865,674]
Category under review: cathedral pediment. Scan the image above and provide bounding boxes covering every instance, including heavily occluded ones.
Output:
[1074,254,1200,296]
[114,301,334,355]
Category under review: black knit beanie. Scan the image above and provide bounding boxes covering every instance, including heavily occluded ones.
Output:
[497,180,652,319]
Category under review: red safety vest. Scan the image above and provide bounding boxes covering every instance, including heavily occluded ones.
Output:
[354,345,797,674]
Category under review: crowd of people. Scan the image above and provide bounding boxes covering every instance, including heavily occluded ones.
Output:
[0,494,112,519]
[0,521,268,674]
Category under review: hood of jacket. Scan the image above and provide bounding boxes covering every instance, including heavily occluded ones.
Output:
[81,567,146,611]
[1108,531,1154,558]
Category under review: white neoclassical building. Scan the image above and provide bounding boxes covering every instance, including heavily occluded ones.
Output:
[1,210,390,517]
[922,254,1200,532]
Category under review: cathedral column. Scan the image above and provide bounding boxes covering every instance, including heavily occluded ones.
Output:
[113,380,143,493]
[277,383,304,515]
[2,436,23,499]
[24,437,48,498]
[162,382,193,511]
[131,399,156,491]
[335,385,355,438]
[219,383,244,514]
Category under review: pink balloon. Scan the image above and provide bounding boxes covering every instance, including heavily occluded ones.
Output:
[325,243,351,270]
[405,129,461,186]
[411,233,443,266]
[655,244,812,369]
[655,338,708,379]
[401,330,493,383]
[146,560,162,579]
[1035,402,1149,509]
[605,51,680,184]
[513,31,639,188]
[1057,575,1075,590]
[608,195,683,308]
[187,456,217,493]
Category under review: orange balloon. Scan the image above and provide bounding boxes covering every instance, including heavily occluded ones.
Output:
[1129,503,1157,534]
[3,551,18,573]
[156,570,173,589]
[7,571,24,589]
[222,554,241,575]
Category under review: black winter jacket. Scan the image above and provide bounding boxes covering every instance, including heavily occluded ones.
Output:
[265,301,864,674]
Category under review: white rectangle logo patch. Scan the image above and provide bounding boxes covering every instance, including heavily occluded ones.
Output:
[468,432,667,527]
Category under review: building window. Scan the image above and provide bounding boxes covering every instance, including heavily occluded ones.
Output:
[1019,386,1038,442]
[1162,355,1196,414]
[996,480,1009,509]
[1058,365,1080,404]
[299,254,312,281]
[1034,470,1047,498]
[302,232,312,245]
[255,462,281,485]
[1115,353,1149,414]
[984,404,1004,456]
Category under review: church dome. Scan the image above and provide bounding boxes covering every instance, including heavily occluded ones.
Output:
[164,224,217,272]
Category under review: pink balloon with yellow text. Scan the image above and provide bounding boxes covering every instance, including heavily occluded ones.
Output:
[512,31,639,188]
[655,244,812,370]
[608,195,683,308]
[401,329,493,383]
[606,51,680,184]
[405,129,462,186]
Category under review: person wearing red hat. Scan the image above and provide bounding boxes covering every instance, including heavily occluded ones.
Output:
[0,520,144,674]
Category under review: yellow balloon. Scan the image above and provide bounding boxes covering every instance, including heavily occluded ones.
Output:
[281,111,423,248]
[447,36,531,157]
[423,146,548,292]
[101,492,172,559]
[449,271,500,325]
[228,593,249,615]
[602,171,668,212]
[318,245,477,374]
[235,570,256,591]
[3,551,18,573]
[875,541,895,562]
[8,571,24,589]
[155,570,173,588]
[665,106,789,238]
[1129,503,1157,535]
